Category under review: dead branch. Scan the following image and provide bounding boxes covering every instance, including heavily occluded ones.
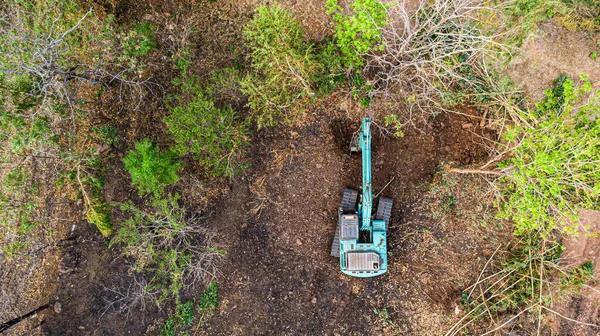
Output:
[448,167,504,176]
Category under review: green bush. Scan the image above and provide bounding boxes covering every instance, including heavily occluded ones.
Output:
[0,166,40,255]
[326,0,388,71]
[86,201,113,236]
[198,282,219,313]
[123,139,182,196]
[178,300,195,326]
[498,74,600,235]
[241,5,320,128]
[197,282,219,325]
[160,316,176,336]
[165,90,248,177]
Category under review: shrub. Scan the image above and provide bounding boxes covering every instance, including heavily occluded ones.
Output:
[86,201,113,236]
[241,5,320,128]
[198,282,219,317]
[125,21,157,57]
[0,166,41,255]
[111,193,223,305]
[164,91,248,177]
[497,74,600,235]
[326,0,388,71]
[123,139,182,196]
[455,234,593,333]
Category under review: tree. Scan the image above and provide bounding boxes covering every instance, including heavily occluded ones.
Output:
[241,5,320,127]
[164,90,248,177]
[0,2,149,113]
[111,193,223,305]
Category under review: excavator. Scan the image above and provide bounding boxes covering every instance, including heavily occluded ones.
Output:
[331,117,392,278]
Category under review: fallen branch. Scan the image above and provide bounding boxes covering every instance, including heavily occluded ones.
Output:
[448,167,504,176]
[542,306,600,329]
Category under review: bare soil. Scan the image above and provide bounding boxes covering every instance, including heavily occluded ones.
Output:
[552,210,600,336]
[508,22,600,102]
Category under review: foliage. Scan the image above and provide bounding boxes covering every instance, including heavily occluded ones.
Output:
[197,282,219,321]
[93,124,120,146]
[560,260,594,290]
[166,46,249,177]
[0,166,41,256]
[383,114,404,137]
[124,22,157,58]
[123,139,182,196]
[160,316,176,336]
[486,0,600,48]
[241,5,320,128]
[312,41,347,96]
[373,308,397,328]
[326,0,388,71]
[159,284,219,335]
[0,76,53,154]
[164,90,248,177]
[560,0,600,30]
[111,193,223,305]
[0,1,147,112]
[178,300,195,326]
[497,74,600,235]
[86,200,113,236]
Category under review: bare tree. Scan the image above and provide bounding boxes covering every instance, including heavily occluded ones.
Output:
[0,6,151,115]
[365,0,510,127]
[100,275,160,321]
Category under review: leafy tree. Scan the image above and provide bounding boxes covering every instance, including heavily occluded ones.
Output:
[497,74,600,235]
[164,89,248,177]
[326,0,388,71]
[123,139,182,196]
[241,5,320,127]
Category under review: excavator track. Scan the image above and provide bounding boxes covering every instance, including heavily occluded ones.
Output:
[375,197,393,230]
[331,188,358,257]
[341,188,358,211]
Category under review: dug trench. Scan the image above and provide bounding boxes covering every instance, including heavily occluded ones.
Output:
[40,104,507,335]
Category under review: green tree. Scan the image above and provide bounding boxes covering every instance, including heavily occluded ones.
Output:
[497,74,600,235]
[123,139,182,196]
[326,0,388,71]
[111,193,223,305]
[241,5,320,127]
[164,91,248,177]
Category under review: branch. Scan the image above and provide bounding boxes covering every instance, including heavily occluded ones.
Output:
[448,167,505,176]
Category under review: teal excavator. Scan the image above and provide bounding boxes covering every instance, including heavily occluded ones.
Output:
[331,118,392,278]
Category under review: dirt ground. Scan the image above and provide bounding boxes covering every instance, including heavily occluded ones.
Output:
[508,21,600,102]
[551,210,600,336]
